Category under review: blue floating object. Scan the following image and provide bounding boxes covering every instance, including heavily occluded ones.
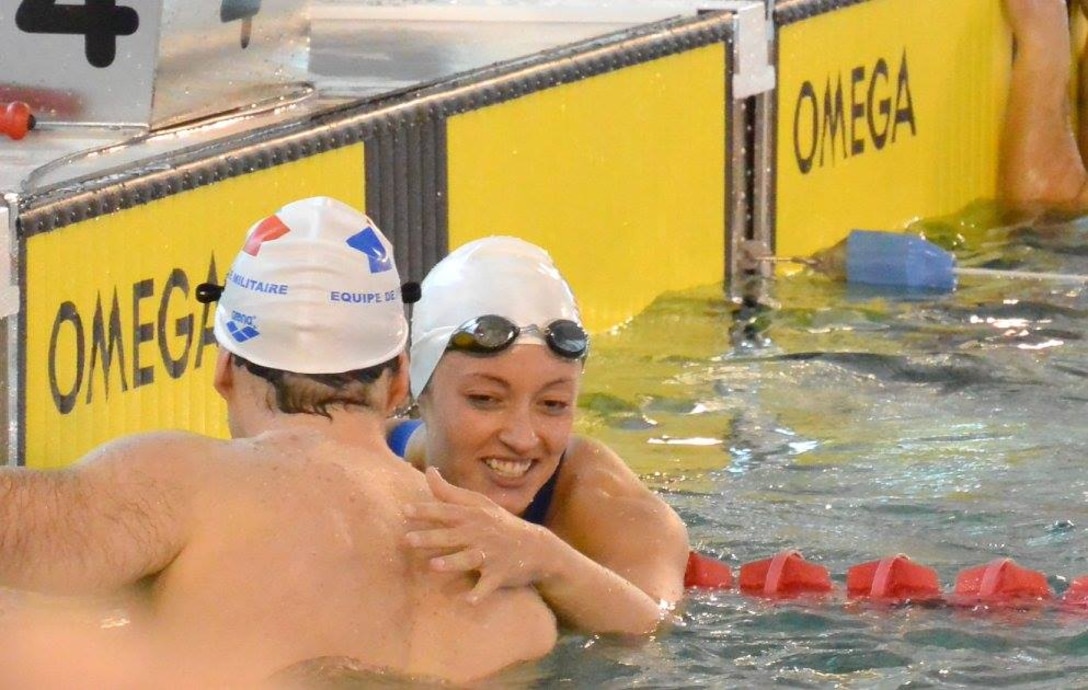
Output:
[846,230,956,292]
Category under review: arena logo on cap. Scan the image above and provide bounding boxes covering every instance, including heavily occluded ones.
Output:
[346,226,393,274]
[226,310,260,343]
[243,215,291,256]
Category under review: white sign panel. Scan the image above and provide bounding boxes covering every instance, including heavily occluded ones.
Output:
[0,0,309,128]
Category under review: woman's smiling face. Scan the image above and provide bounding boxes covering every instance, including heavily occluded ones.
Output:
[418,344,580,516]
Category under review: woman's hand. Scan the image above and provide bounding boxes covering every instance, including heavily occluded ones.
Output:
[404,468,553,603]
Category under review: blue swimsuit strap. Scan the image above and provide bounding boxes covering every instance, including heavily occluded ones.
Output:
[387,418,424,458]
[521,453,564,526]
[386,418,563,527]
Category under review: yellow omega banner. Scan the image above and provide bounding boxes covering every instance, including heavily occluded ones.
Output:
[23,145,365,469]
[446,43,728,333]
[775,0,1011,260]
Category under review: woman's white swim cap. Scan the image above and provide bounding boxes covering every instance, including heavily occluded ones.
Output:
[215,196,408,374]
[409,236,582,397]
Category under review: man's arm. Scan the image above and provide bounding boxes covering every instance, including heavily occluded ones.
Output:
[0,431,203,594]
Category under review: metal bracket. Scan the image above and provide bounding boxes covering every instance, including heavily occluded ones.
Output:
[1,196,19,465]
[0,204,19,318]
[717,0,776,303]
[709,0,776,99]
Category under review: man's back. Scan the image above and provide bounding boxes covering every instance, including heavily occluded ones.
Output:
[0,198,558,687]
[150,429,557,686]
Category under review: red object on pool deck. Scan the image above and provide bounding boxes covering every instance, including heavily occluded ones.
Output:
[1,102,34,140]
[953,558,1053,603]
[846,554,942,601]
[739,550,832,597]
[684,551,734,590]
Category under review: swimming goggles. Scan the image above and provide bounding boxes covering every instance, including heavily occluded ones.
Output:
[446,314,589,361]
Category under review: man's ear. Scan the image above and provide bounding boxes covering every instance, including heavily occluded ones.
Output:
[385,351,410,414]
[213,349,234,401]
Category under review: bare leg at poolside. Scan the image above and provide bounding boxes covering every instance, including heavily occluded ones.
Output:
[1074,0,1088,162]
[1001,0,1088,209]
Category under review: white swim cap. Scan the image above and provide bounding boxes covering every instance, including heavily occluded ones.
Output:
[214,196,408,374]
[410,236,582,397]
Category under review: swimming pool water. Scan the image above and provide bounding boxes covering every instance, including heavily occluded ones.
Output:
[556,217,1088,688]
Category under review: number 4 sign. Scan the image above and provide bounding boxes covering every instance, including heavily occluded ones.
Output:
[0,0,307,128]
[15,0,140,69]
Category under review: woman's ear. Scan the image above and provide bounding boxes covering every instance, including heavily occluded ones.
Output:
[213,349,234,401]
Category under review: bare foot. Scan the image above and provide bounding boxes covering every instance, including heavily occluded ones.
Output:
[1075,0,1088,161]
[1000,0,1088,208]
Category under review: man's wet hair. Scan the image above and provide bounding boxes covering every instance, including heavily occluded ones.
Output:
[232,354,401,417]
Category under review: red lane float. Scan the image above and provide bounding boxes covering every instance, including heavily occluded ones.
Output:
[1061,576,1088,608]
[684,551,1085,611]
[847,554,941,602]
[684,551,734,590]
[952,558,1052,605]
[739,550,832,597]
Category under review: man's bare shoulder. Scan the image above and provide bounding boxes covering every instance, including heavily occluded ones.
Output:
[83,429,355,474]
[82,429,225,456]
[72,430,239,483]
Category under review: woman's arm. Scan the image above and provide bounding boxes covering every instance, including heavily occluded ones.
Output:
[404,435,689,636]
[540,436,689,631]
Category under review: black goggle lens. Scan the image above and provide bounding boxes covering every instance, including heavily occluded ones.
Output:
[544,319,589,359]
[446,315,588,360]
[448,315,519,353]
